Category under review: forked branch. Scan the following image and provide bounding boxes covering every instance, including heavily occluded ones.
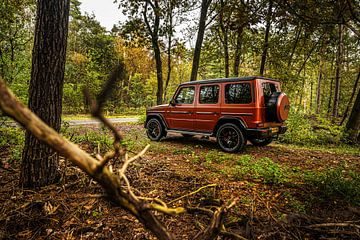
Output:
[0,73,244,240]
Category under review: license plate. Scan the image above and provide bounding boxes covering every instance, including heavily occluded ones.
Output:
[271,127,279,133]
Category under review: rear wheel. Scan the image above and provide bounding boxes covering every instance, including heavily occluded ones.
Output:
[146,118,165,141]
[249,137,273,146]
[216,123,246,153]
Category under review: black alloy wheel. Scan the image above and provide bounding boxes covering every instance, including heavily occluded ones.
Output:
[216,123,245,153]
[146,118,165,141]
[249,137,273,146]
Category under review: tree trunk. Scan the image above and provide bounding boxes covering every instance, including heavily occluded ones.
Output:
[287,24,302,71]
[233,26,243,77]
[259,0,273,76]
[332,24,344,119]
[164,1,173,102]
[20,0,70,188]
[316,51,324,114]
[190,0,212,81]
[346,87,360,143]
[219,0,229,78]
[340,70,360,125]
[143,0,163,104]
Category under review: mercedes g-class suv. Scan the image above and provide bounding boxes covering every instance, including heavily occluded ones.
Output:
[145,76,290,152]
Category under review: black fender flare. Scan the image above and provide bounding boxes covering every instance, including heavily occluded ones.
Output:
[145,113,168,129]
[213,116,247,134]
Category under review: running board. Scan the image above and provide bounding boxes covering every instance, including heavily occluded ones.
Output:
[167,129,212,136]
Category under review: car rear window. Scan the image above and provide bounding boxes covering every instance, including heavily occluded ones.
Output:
[199,85,219,104]
[262,82,278,98]
[225,83,252,104]
[175,86,195,104]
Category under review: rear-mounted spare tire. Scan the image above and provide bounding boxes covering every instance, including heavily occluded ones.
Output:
[265,92,290,122]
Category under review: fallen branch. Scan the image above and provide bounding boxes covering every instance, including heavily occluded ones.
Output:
[0,73,246,240]
[307,223,360,229]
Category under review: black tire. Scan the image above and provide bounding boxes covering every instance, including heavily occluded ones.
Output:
[249,137,273,146]
[181,133,193,138]
[216,123,246,153]
[146,118,166,141]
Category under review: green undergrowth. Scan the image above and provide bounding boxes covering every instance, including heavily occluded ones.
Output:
[0,127,24,162]
[279,111,348,146]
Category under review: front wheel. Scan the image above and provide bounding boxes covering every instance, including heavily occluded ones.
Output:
[146,118,166,141]
[249,137,273,146]
[216,123,246,153]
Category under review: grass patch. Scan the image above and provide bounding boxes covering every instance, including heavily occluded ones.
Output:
[233,156,286,184]
[304,167,360,206]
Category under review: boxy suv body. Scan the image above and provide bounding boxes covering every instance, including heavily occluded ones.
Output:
[145,76,290,152]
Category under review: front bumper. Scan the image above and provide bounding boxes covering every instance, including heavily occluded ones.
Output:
[246,126,287,139]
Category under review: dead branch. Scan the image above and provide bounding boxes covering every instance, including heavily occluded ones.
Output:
[168,183,217,204]
[0,74,247,240]
[0,77,175,239]
[307,223,360,229]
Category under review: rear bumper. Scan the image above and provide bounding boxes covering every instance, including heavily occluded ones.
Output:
[246,126,287,139]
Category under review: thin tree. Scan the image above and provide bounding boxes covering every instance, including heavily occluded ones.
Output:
[190,0,212,81]
[340,70,360,125]
[332,23,344,120]
[259,0,273,76]
[143,0,163,105]
[20,0,70,188]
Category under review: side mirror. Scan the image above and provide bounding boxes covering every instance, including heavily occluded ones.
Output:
[170,99,176,106]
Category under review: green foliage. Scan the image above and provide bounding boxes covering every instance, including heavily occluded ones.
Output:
[0,127,24,162]
[279,111,345,146]
[234,156,286,184]
[304,167,360,205]
[204,150,232,164]
[279,111,317,145]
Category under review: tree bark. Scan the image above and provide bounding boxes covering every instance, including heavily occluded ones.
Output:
[332,24,344,119]
[316,43,326,114]
[143,0,163,104]
[346,87,360,143]
[219,0,229,78]
[233,26,243,77]
[20,0,70,188]
[259,0,273,76]
[164,1,173,102]
[340,70,360,125]
[190,0,212,81]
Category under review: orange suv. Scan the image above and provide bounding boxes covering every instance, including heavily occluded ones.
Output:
[145,77,290,152]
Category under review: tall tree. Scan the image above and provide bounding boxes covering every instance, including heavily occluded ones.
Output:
[346,86,360,143]
[259,0,273,76]
[190,0,212,81]
[332,24,344,119]
[20,0,70,188]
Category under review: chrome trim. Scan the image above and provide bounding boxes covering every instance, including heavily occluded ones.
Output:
[167,129,212,136]
[221,112,253,116]
[172,111,191,114]
[196,111,217,115]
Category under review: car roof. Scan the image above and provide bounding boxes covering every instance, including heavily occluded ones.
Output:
[179,76,280,86]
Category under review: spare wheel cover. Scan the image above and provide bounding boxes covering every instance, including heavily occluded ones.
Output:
[276,93,290,122]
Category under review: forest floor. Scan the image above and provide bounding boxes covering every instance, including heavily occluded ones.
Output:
[0,123,360,240]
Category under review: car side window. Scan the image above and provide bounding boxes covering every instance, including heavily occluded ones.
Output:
[199,85,219,104]
[175,86,195,104]
[225,83,252,104]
